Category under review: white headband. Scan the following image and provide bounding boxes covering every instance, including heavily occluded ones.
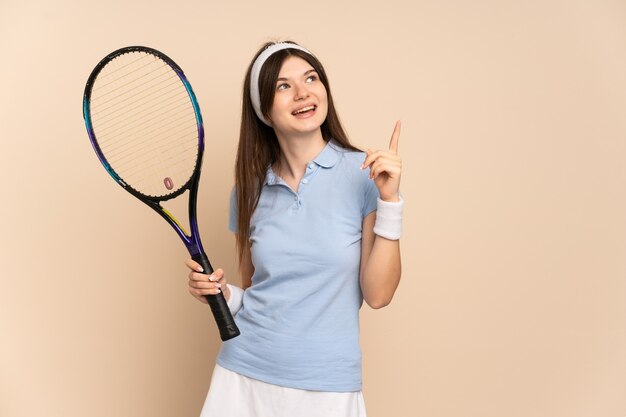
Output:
[250,42,312,126]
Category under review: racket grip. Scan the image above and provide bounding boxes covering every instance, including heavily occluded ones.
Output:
[192,253,241,341]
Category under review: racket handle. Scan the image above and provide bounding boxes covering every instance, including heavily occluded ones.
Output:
[192,253,241,341]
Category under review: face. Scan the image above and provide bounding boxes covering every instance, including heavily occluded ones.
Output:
[268,56,328,138]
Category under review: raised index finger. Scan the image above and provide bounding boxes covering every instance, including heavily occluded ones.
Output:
[389,120,401,154]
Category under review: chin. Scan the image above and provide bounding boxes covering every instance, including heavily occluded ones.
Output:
[274,112,327,136]
[295,120,324,134]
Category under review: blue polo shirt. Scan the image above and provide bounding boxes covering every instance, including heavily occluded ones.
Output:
[217,141,378,392]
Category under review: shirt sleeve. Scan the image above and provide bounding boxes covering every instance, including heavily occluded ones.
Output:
[362,170,379,218]
[228,187,238,233]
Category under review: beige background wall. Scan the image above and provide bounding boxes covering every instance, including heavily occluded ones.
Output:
[1,1,625,416]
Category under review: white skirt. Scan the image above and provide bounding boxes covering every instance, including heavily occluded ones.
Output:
[199,365,367,417]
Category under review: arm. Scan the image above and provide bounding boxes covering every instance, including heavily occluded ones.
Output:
[360,121,403,309]
[360,211,401,309]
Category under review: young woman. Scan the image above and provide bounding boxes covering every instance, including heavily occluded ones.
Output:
[185,41,403,417]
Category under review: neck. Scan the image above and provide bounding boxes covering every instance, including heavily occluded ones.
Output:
[274,129,326,182]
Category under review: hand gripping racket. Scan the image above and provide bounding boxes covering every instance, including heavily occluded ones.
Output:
[82,46,240,341]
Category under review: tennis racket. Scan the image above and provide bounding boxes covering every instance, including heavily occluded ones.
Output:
[82,46,240,341]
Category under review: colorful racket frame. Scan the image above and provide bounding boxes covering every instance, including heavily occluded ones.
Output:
[83,46,206,253]
[82,46,240,341]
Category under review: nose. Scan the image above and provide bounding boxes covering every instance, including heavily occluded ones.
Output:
[293,82,309,100]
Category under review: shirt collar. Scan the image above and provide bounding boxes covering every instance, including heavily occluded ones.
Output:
[264,140,340,185]
[265,166,279,185]
[312,140,340,168]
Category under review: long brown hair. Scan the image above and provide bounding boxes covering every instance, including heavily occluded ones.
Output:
[235,41,359,265]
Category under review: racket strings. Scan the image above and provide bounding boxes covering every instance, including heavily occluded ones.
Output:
[130,143,198,185]
[99,99,194,155]
[91,71,180,120]
[94,91,190,141]
[93,53,152,84]
[106,122,198,173]
[89,51,199,198]
[91,55,167,99]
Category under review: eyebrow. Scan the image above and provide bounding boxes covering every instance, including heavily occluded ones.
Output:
[276,69,317,82]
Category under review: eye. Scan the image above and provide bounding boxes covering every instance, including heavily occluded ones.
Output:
[305,75,318,83]
[277,82,290,91]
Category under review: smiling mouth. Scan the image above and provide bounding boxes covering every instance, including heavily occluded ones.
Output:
[292,105,317,116]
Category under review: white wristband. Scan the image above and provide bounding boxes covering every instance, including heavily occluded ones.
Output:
[373,196,404,240]
[226,284,244,316]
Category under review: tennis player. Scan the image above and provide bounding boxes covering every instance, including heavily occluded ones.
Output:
[186,41,403,417]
